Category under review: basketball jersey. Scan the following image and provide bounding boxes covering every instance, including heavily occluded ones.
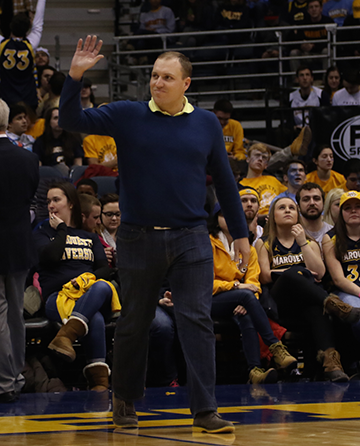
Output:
[0,37,38,109]
[263,237,306,269]
[330,233,360,288]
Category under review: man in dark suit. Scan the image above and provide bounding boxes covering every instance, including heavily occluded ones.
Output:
[0,98,39,402]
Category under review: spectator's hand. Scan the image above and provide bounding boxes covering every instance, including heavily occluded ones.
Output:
[233,305,247,316]
[159,291,174,307]
[291,223,307,247]
[71,278,80,289]
[69,35,104,81]
[238,283,259,293]
[104,247,114,263]
[49,212,64,230]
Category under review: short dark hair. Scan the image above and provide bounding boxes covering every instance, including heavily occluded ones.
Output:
[99,193,119,209]
[343,159,360,178]
[48,181,82,229]
[312,143,333,160]
[296,65,313,77]
[48,71,66,96]
[308,0,322,7]
[10,13,31,38]
[77,178,98,194]
[213,99,233,114]
[296,182,325,204]
[283,159,307,176]
[9,103,27,123]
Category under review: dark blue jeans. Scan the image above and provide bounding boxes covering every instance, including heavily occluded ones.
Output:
[212,289,279,370]
[112,223,216,415]
[46,281,113,362]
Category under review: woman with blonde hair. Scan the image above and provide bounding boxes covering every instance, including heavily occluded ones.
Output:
[323,188,344,226]
[256,196,358,382]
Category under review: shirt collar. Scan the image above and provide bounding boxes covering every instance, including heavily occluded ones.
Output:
[148,96,194,116]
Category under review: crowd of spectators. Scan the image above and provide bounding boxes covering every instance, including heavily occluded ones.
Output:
[1,0,360,399]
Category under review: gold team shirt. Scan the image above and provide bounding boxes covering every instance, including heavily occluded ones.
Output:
[83,134,118,171]
[240,176,287,215]
[222,119,245,161]
[306,170,345,195]
[148,96,194,116]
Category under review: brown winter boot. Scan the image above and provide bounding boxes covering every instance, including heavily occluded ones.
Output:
[324,294,360,324]
[83,362,110,392]
[269,341,297,371]
[48,316,88,362]
[248,367,278,384]
[317,348,349,382]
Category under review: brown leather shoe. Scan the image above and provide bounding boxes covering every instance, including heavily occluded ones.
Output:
[193,411,235,433]
[113,394,138,428]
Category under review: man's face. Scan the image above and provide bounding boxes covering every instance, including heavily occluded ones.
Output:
[299,188,324,221]
[35,51,49,67]
[308,1,322,20]
[8,112,27,136]
[284,163,306,189]
[82,205,101,233]
[150,57,191,113]
[150,0,161,8]
[343,80,360,95]
[41,68,54,91]
[214,110,231,128]
[346,172,360,192]
[296,69,313,90]
[247,149,270,174]
[241,194,259,222]
[77,185,97,196]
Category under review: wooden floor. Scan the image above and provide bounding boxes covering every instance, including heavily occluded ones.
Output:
[1,381,360,445]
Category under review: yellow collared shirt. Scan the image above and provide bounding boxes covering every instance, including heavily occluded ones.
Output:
[148,96,194,116]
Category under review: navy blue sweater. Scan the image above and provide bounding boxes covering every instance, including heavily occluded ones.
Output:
[59,76,248,240]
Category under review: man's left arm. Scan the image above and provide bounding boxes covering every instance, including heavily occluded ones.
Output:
[27,0,46,51]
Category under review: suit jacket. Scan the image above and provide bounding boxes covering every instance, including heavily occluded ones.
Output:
[0,137,39,274]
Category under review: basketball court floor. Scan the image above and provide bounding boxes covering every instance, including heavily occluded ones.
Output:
[1,381,360,445]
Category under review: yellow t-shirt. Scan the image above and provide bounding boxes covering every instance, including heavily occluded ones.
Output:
[26,118,45,139]
[83,134,118,171]
[240,176,287,215]
[222,119,245,161]
[306,170,345,195]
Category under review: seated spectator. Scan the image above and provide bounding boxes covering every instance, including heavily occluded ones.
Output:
[270,159,307,212]
[323,187,344,226]
[256,196,355,382]
[76,178,98,197]
[341,159,360,192]
[306,145,345,195]
[240,188,263,245]
[99,194,121,268]
[209,202,297,384]
[240,143,287,218]
[297,182,333,245]
[36,71,66,118]
[33,181,121,391]
[176,0,214,46]
[214,0,253,47]
[6,103,35,151]
[285,0,310,25]
[332,68,360,106]
[213,99,245,163]
[289,66,330,128]
[33,107,83,173]
[81,78,96,110]
[83,133,117,172]
[78,194,102,234]
[323,66,342,103]
[35,46,50,67]
[37,65,56,105]
[0,0,46,110]
[322,0,353,26]
[289,0,335,73]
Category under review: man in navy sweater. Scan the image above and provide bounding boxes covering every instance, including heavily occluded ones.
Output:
[59,35,249,433]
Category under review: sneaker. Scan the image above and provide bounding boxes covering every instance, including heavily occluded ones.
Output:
[269,341,298,371]
[112,394,138,429]
[290,126,312,156]
[193,411,235,433]
[324,294,360,324]
[248,367,278,384]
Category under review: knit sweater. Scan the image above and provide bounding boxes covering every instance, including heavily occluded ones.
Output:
[59,76,248,240]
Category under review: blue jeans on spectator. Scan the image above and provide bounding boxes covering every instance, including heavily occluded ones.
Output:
[336,290,360,342]
[46,281,113,363]
[112,223,216,416]
[212,289,279,370]
[147,305,178,386]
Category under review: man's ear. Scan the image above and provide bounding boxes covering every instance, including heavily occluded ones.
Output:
[81,213,86,223]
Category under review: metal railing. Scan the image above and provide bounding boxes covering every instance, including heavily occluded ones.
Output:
[109,23,359,103]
